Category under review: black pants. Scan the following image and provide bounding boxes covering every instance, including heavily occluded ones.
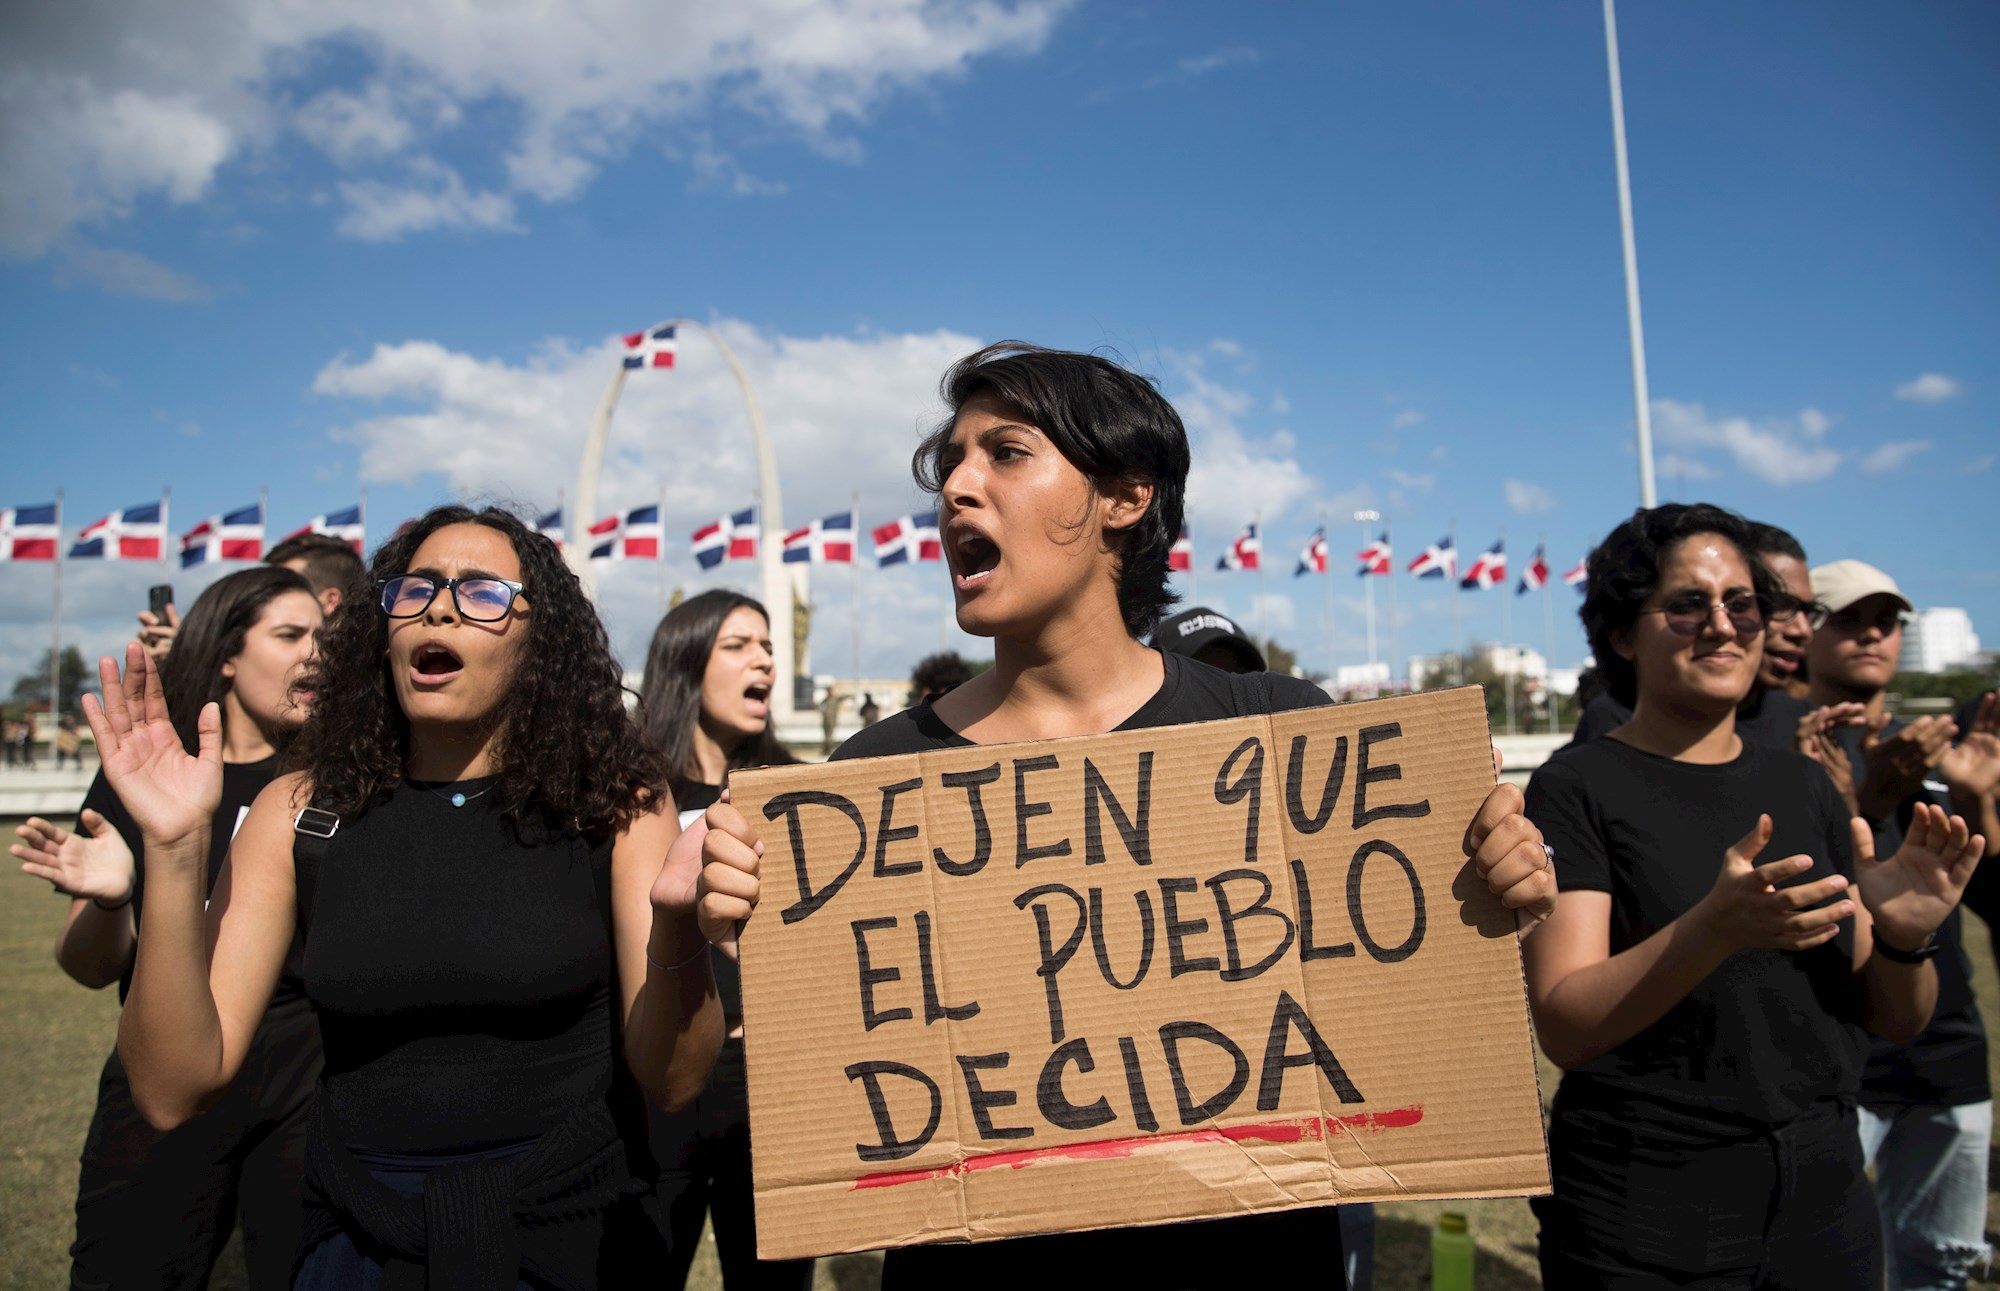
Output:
[71,993,322,1291]
[1534,1096,1882,1289]
[647,1035,814,1291]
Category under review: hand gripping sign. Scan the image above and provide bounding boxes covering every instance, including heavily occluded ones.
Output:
[730,687,1550,1259]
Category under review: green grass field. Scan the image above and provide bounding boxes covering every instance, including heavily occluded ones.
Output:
[4,852,1996,1290]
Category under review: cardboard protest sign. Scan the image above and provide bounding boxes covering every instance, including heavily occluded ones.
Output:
[731,686,1549,1260]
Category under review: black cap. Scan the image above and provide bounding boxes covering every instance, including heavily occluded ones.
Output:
[1152,607,1266,673]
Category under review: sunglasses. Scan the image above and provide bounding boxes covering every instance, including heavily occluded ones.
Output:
[1638,591,1776,637]
[378,575,525,623]
[1813,604,1908,635]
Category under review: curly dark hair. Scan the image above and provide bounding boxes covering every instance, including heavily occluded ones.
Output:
[635,589,798,803]
[1581,502,1778,709]
[286,505,666,835]
[913,341,1189,637]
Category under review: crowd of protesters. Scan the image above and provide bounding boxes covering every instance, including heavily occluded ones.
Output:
[12,340,1996,1290]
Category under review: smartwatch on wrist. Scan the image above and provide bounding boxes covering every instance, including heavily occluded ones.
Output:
[1873,929,1942,964]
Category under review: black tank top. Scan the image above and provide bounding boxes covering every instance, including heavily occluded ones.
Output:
[299,778,615,1153]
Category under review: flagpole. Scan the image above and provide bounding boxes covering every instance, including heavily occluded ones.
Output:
[51,489,63,734]
[659,483,669,613]
[1253,510,1265,646]
[1387,515,1401,690]
[1449,520,1462,686]
[160,485,171,578]
[1541,532,1559,734]
[850,493,861,693]
[1501,531,1516,736]
[1320,513,1333,687]
[1605,0,1657,508]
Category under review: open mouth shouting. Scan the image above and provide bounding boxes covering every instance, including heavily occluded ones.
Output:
[949,521,1001,592]
[411,641,464,686]
[743,680,771,719]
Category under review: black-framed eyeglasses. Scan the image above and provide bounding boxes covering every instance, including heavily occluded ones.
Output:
[378,575,526,622]
[1764,592,1818,625]
[1639,592,1772,637]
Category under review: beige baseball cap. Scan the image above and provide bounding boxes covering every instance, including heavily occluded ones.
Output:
[1810,559,1914,616]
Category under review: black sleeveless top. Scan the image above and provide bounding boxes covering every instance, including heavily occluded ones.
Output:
[299,778,616,1153]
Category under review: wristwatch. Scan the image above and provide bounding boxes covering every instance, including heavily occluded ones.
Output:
[1873,929,1942,964]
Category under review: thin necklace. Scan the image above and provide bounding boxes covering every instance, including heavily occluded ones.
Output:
[423,778,496,809]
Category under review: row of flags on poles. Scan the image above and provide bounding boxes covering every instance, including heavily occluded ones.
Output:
[0,500,365,568]
[544,505,946,569]
[1195,522,1588,594]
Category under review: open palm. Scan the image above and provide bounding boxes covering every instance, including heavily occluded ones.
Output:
[12,809,136,905]
[81,643,222,847]
[1939,733,2000,800]
[1855,802,1984,951]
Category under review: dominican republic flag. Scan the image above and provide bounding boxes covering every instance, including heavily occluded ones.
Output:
[1356,531,1391,577]
[181,504,264,568]
[1407,534,1456,580]
[286,505,364,553]
[1563,556,1588,589]
[0,503,60,561]
[1460,540,1507,590]
[70,502,164,560]
[533,508,564,549]
[872,510,941,566]
[1217,522,1260,571]
[1168,523,1193,573]
[783,511,856,564]
[622,325,676,370]
[1294,528,1329,577]
[590,505,663,560]
[692,508,758,570]
[1517,546,1550,595]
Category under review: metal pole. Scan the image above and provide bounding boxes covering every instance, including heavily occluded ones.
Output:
[1253,511,1264,646]
[51,489,63,733]
[1449,521,1462,686]
[1604,0,1657,508]
[850,492,861,690]
[1501,543,1516,736]
[1542,533,1558,734]
[1320,515,1333,686]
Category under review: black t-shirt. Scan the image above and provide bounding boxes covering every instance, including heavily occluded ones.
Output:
[78,759,307,1005]
[674,781,741,1018]
[832,651,1347,1289]
[1526,737,1866,1136]
[1831,718,1990,1108]
[1569,688,1812,753]
[300,779,616,1152]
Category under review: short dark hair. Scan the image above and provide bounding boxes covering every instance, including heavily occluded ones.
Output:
[1581,503,1778,708]
[159,566,316,755]
[636,590,798,801]
[265,532,366,599]
[910,651,974,701]
[1743,521,1807,565]
[914,342,1190,637]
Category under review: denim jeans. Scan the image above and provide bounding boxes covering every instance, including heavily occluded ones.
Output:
[1859,1100,1993,1291]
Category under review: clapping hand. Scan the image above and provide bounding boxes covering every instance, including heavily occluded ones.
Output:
[1858,714,1957,822]
[1854,802,1984,953]
[81,643,221,851]
[12,810,135,908]
[1938,693,2000,803]
[1694,815,1854,953]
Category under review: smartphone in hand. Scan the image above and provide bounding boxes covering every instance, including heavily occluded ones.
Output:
[147,584,173,618]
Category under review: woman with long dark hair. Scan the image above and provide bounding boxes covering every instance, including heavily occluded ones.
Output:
[15,565,322,1288]
[696,342,1559,1289]
[636,590,807,1289]
[83,505,754,1286]
[1523,503,1983,1287]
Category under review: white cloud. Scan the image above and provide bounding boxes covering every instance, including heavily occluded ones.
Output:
[1658,452,1718,481]
[51,242,208,300]
[1968,453,1997,474]
[1390,409,1423,431]
[1386,469,1434,493]
[1504,479,1555,514]
[1895,373,1962,405]
[335,160,518,241]
[1858,439,1933,475]
[1179,47,1259,76]
[0,0,1069,256]
[1650,398,1843,486]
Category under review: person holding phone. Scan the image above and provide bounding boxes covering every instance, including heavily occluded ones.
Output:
[695,342,1558,1288]
[87,505,751,1285]
[15,565,322,1289]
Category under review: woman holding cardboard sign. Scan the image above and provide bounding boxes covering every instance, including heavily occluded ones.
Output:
[85,505,750,1286]
[698,342,1558,1288]
[1523,502,1983,1288]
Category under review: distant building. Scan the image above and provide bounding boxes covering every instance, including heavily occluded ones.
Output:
[1899,608,1981,674]
[1336,661,1391,691]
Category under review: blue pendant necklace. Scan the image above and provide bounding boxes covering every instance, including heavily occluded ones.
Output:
[425,780,495,809]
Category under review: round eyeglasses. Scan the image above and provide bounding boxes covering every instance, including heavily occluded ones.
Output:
[1639,591,1774,637]
[378,575,525,622]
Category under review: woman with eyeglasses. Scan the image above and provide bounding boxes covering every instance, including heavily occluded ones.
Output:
[633,591,808,1291]
[15,565,321,1289]
[83,506,751,1287]
[1522,503,1985,1288]
[696,342,1560,1288]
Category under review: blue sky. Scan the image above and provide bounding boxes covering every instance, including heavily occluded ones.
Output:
[2,0,1994,687]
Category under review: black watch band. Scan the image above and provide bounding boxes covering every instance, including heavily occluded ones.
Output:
[1873,930,1942,964]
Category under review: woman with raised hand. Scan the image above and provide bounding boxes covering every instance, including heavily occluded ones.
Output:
[697,342,1557,1289]
[1523,503,1984,1288]
[85,505,752,1287]
[634,590,807,1291]
[15,565,321,1289]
